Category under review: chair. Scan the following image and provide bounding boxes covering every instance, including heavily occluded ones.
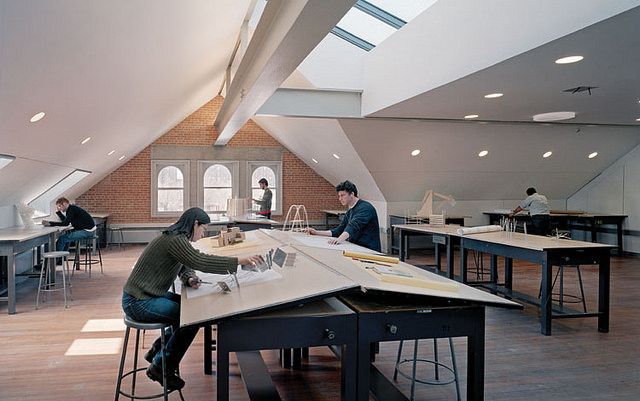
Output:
[36,251,72,309]
[107,226,126,251]
[73,235,103,277]
[114,316,185,401]
[394,338,461,401]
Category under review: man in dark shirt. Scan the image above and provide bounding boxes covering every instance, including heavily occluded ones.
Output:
[308,180,381,252]
[252,178,273,219]
[43,197,96,251]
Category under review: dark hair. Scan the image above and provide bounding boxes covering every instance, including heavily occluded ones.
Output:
[336,180,358,196]
[163,207,210,239]
[526,187,537,196]
[258,178,268,186]
[55,197,69,205]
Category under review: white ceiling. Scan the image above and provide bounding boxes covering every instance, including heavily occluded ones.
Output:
[0,0,249,206]
[371,4,640,125]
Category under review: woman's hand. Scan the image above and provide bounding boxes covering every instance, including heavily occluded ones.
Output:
[239,255,265,267]
[188,277,201,289]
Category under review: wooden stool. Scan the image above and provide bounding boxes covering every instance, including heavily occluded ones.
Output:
[394,338,461,401]
[114,316,185,401]
[36,251,71,309]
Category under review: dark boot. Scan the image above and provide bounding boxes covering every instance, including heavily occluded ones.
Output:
[146,363,185,391]
[144,338,162,363]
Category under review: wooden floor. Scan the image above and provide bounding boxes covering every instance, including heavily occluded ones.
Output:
[1,244,639,400]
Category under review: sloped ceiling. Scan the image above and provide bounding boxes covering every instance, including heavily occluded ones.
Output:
[0,0,250,207]
[256,2,640,207]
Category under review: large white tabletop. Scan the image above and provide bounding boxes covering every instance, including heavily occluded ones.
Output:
[181,229,519,327]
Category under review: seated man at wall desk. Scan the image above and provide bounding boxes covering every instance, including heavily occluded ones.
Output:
[510,187,550,235]
[42,197,96,254]
[252,177,272,219]
[308,180,381,252]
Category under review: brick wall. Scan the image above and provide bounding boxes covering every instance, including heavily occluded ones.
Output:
[76,96,342,223]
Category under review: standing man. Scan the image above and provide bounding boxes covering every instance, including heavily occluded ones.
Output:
[511,187,550,235]
[308,180,381,252]
[253,178,273,219]
[43,197,96,251]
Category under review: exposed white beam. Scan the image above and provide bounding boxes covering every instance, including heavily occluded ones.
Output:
[214,0,357,146]
[257,88,362,118]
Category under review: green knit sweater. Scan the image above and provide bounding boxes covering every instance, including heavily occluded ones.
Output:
[123,233,239,300]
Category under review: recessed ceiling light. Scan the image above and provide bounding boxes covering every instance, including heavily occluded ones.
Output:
[636,117,640,122]
[30,112,45,123]
[411,149,421,156]
[588,152,598,159]
[332,153,340,159]
[312,158,318,164]
[81,137,92,145]
[107,150,115,156]
[478,150,489,157]
[533,111,575,122]
[464,114,479,119]
[118,155,125,161]
[555,55,584,64]
[484,93,503,99]
[543,151,553,158]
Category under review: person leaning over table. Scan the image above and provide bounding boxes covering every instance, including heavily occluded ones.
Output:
[307,180,381,252]
[42,197,96,253]
[121,207,264,391]
[510,187,551,236]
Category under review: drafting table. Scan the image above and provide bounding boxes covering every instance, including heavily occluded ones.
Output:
[389,214,470,254]
[320,209,347,229]
[458,231,613,335]
[182,229,518,400]
[484,211,627,254]
[0,226,61,314]
[394,224,462,279]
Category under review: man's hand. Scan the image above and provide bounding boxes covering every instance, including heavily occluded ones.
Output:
[42,220,51,227]
[239,254,265,268]
[188,277,201,289]
[306,227,318,235]
[328,238,344,245]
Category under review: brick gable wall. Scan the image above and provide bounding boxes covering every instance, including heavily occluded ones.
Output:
[76,96,342,223]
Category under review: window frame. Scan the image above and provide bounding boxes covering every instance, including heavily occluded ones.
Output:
[197,161,239,214]
[247,161,282,216]
[151,160,190,218]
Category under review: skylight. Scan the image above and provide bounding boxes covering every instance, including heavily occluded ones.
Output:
[367,0,438,22]
[335,7,396,47]
[28,169,91,216]
[331,0,438,51]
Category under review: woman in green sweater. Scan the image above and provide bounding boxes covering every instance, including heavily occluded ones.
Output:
[122,207,263,390]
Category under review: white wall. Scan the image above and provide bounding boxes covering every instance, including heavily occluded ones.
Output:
[569,144,640,253]
[0,205,17,229]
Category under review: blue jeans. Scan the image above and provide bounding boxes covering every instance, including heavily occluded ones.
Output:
[122,292,199,370]
[56,229,95,252]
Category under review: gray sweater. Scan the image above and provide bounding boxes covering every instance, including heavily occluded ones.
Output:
[124,233,238,300]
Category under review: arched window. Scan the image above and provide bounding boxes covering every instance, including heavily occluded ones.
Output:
[157,166,184,212]
[251,165,277,212]
[203,164,232,212]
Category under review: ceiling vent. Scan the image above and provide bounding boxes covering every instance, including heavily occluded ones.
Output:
[563,86,598,95]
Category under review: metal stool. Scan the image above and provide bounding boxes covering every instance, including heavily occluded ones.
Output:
[394,338,461,401]
[115,316,185,401]
[539,265,587,312]
[36,251,72,309]
[108,227,125,250]
[73,235,103,277]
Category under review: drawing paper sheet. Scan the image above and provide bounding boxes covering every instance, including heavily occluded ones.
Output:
[291,233,379,253]
[185,268,282,299]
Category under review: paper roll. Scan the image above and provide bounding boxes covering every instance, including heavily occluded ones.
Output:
[343,250,399,264]
[456,225,503,236]
[369,270,459,292]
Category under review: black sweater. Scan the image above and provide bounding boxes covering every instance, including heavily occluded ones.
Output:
[50,204,95,230]
[330,199,381,252]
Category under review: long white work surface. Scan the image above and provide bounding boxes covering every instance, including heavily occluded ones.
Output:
[181,229,519,327]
